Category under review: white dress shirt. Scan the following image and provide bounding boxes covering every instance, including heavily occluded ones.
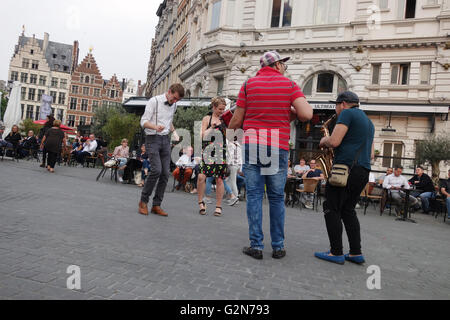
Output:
[176,154,195,168]
[383,174,410,192]
[82,140,98,155]
[140,94,178,136]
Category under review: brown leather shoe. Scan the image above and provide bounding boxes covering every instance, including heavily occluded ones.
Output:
[138,202,149,215]
[151,206,168,217]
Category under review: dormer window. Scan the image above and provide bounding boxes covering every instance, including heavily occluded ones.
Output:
[53,54,57,59]
[30,49,34,55]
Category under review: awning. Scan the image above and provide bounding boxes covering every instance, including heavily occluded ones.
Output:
[309,102,449,114]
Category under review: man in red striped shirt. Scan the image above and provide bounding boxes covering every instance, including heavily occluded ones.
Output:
[229,51,313,260]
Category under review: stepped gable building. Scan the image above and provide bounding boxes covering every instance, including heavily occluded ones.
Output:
[146,0,450,178]
[66,52,104,129]
[8,32,78,123]
[102,74,123,108]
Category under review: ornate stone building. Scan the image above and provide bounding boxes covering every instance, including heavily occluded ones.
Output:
[102,75,124,108]
[147,0,450,176]
[8,32,78,123]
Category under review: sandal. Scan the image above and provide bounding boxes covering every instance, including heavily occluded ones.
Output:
[199,201,207,215]
[214,207,223,217]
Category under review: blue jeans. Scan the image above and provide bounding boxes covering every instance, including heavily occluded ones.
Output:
[243,145,288,251]
[446,198,450,218]
[205,176,232,196]
[419,192,435,212]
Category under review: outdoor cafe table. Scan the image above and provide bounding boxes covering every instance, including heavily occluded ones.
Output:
[395,187,422,224]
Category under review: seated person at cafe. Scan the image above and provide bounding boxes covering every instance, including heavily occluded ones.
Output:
[113,138,130,183]
[294,158,310,176]
[383,166,419,216]
[440,169,450,220]
[19,130,39,158]
[0,121,11,151]
[377,167,393,186]
[287,160,295,179]
[74,134,98,167]
[409,166,436,214]
[172,146,195,190]
[300,159,324,209]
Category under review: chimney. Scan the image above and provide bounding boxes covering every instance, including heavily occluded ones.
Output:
[71,40,79,73]
[43,32,49,53]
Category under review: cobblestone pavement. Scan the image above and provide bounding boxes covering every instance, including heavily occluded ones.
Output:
[0,159,449,300]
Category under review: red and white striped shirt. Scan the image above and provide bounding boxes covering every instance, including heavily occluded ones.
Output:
[236,67,305,151]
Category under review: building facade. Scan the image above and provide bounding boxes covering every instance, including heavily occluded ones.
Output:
[66,52,104,129]
[147,0,450,176]
[8,32,78,123]
[102,75,124,108]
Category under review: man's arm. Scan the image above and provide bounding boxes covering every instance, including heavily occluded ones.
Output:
[382,176,391,189]
[141,98,164,131]
[441,186,449,197]
[320,124,349,149]
[229,107,246,130]
[291,97,313,122]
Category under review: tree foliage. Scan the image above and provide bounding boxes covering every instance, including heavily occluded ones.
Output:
[101,112,141,151]
[91,104,126,138]
[415,135,450,180]
[19,118,42,137]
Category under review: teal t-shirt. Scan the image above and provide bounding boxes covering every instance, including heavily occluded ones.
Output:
[334,108,374,170]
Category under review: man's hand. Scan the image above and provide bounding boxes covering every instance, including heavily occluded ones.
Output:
[319,137,329,148]
[156,125,165,133]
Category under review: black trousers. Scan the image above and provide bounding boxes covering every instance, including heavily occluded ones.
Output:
[323,165,369,256]
[47,151,58,169]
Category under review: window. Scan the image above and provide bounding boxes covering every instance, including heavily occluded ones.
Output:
[57,109,64,121]
[60,79,67,89]
[87,63,91,69]
[390,63,410,85]
[61,55,66,60]
[93,88,101,97]
[20,73,28,83]
[51,78,58,88]
[39,75,46,86]
[58,93,66,105]
[70,98,77,110]
[405,0,416,18]
[37,89,45,102]
[21,88,27,100]
[63,66,69,72]
[30,74,37,84]
[379,0,389,9]
[10,71,18,81]
[51,108,55,117]
[79,116,86,126]
[371,64,381,85]
[35,106,40,121]
[28,88,36,101]
[26,105,34,119]
[271,0,293,28]
[110,90,116,99]
[85,76,90,84]
[50,91,57,103]
[81,99,88,111]
[302,72,347,98]
[315,0,340,25]
[54,64,60,71]
[53,54,57,59]
[68,115,75,127]
[31,60,39,70]
[22,58,30,69]
[420,63,431,85]
[383,142,403,168]
[83,87,90,95]
[72,85,79,94]
[30,49,34,55]
[92,100,99,113]
[21,104,24,118]
[210,0,222,30]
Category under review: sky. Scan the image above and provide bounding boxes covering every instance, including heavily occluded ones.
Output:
[0,0,161,84]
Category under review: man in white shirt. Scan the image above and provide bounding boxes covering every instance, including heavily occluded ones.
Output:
[139,84,185,217]
[294,158,310,176]
[383,166,418,216]
[173,146,195,190]
[75,134,98,167]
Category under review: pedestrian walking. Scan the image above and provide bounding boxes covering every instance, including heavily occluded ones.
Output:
[138,83,184,217]
[38,115,55,168]
[229,51,313,260]
[197,97,229,217]
[39,120,66,173]
[314,91,375,265]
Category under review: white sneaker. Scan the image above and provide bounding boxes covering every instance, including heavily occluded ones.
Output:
[355,203,361,209]
[228,197,239,206]
[304,202,313,210]
[118,177,123,183]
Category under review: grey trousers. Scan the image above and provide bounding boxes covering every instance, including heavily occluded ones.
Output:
[141,135,171,206]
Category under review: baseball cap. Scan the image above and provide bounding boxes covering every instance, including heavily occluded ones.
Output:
[329,91,360,105]
[260,51,290,68]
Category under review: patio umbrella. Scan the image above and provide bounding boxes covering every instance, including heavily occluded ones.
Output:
[3,81,22,137]
[33,119,74,132]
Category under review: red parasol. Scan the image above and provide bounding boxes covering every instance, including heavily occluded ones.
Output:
[33,120,75,132]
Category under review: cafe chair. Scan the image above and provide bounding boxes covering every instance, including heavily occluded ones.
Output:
[362,184,383,215]
[296,178,319,211]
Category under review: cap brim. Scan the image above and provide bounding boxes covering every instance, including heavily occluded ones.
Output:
[281,57,290,63]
